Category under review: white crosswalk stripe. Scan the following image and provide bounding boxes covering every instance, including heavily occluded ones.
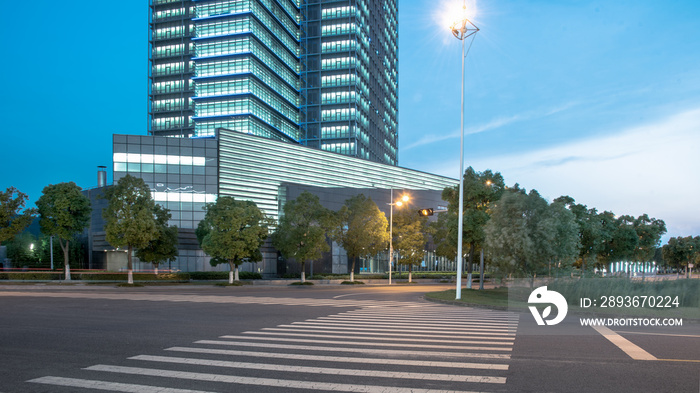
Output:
[27,296,518,392]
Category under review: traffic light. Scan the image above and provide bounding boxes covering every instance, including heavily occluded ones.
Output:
[418,208,434,216]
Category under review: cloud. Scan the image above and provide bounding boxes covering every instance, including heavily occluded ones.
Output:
[420,107,700,241]
[402,102,577,151]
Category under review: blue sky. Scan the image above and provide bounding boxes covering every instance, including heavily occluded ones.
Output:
[1,0,699,242]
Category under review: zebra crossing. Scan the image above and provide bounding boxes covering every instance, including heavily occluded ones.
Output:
[28,299,519,392]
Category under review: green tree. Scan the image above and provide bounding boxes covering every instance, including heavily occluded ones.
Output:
[272,192,333,282]
[553,197,603,274]
[0,187,37,244]
[633,214,666,279]
[540,200,581,276]
[485,189,578,283]
[196,197,270,283]
[438,167,505,287]
[331,194,389,282]
[135,204,179,274]
[5,232,41,267]
[608,215,639,267]
[103,175,159,284]
[36,182,91,280]
[392,208,428,283]
[662,236,700,278]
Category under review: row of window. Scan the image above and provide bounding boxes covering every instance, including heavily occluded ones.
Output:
[115,163,208,176]
[197,75,298,107]
[196,32,297,79]
[321,142,355,156]
[196,56,298,92]
[321,56,355,70]
[152,43,194,58]
[321,23,358,36]
[321,73,356,87]
[152,97,193,112]
[114,153,206,166]
[321,90,356,104]
[321,6,358,19]
[152,80,193,95]
[196,15,298,63]
[153,6,194,21]
[195,115,299,142]
[151,116,194,131]
[153,24,193,40]
[321,108,356,122]
[321,39,356,53]
[153,61,194,76]
[196,96,298,126]
[195,0,298,40]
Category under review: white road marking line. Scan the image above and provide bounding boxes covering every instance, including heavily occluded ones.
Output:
[329,314,518,323]
[317,316,516,327]
[262,327,516,340]
[290,321,517,334]
[130,355,507,384]
[592,325,658,361]
[194,340,511,359]
[244,330,515,344]
[85,364,490,393]
[616,331,700,338]
[28,376,216,393]
[343,310,516,317]
[165,346,509,369]
[276,324,516,336]
[218,335,513,351]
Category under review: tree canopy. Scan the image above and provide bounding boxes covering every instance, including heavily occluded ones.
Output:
[392,207,428,282]
[196,196,270,283]
[103,175,160,284]
[36,182,91,280]
[433,167,505,285]
[135,204,179,273]
[272,191,333,282]
[485,189,580,281]
[331,194,388,282]
[0,187,37,244]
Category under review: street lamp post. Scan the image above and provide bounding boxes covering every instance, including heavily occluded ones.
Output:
[450,1,478,300]
[388,189,409,285]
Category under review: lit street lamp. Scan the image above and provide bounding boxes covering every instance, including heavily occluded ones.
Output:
[388,189,409,285]
[450,1,478,300]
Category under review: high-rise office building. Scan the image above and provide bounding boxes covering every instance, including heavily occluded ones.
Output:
[148,0,398,165]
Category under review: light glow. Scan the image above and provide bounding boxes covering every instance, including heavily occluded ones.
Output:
[434,0,477,31]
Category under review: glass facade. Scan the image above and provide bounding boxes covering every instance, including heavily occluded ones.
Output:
[149,0,197,137]
[217,128,454,223]
[149,0,399,166]
[108,130,455,274]
[112,135,218,230]
[191,0,301,142]
[300,0,399,165]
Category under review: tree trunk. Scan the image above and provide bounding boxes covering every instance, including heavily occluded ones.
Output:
[350,257,356,282]
[408,264,412,283]
[479,249,484,290]
[301,260,306,283]
[228,261,235,284]
[127,245,134,284]
[154,266,159,276]
[466,243,475,289]
[60,239,71,281]
[235,265,239,281]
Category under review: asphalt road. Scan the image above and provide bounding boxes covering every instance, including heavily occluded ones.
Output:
[0,283,697,392]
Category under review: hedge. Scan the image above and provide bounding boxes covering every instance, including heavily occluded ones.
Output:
[189,271,262,280]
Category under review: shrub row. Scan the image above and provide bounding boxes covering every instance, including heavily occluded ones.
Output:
[0,272,190,281]
[189,271,262,280]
